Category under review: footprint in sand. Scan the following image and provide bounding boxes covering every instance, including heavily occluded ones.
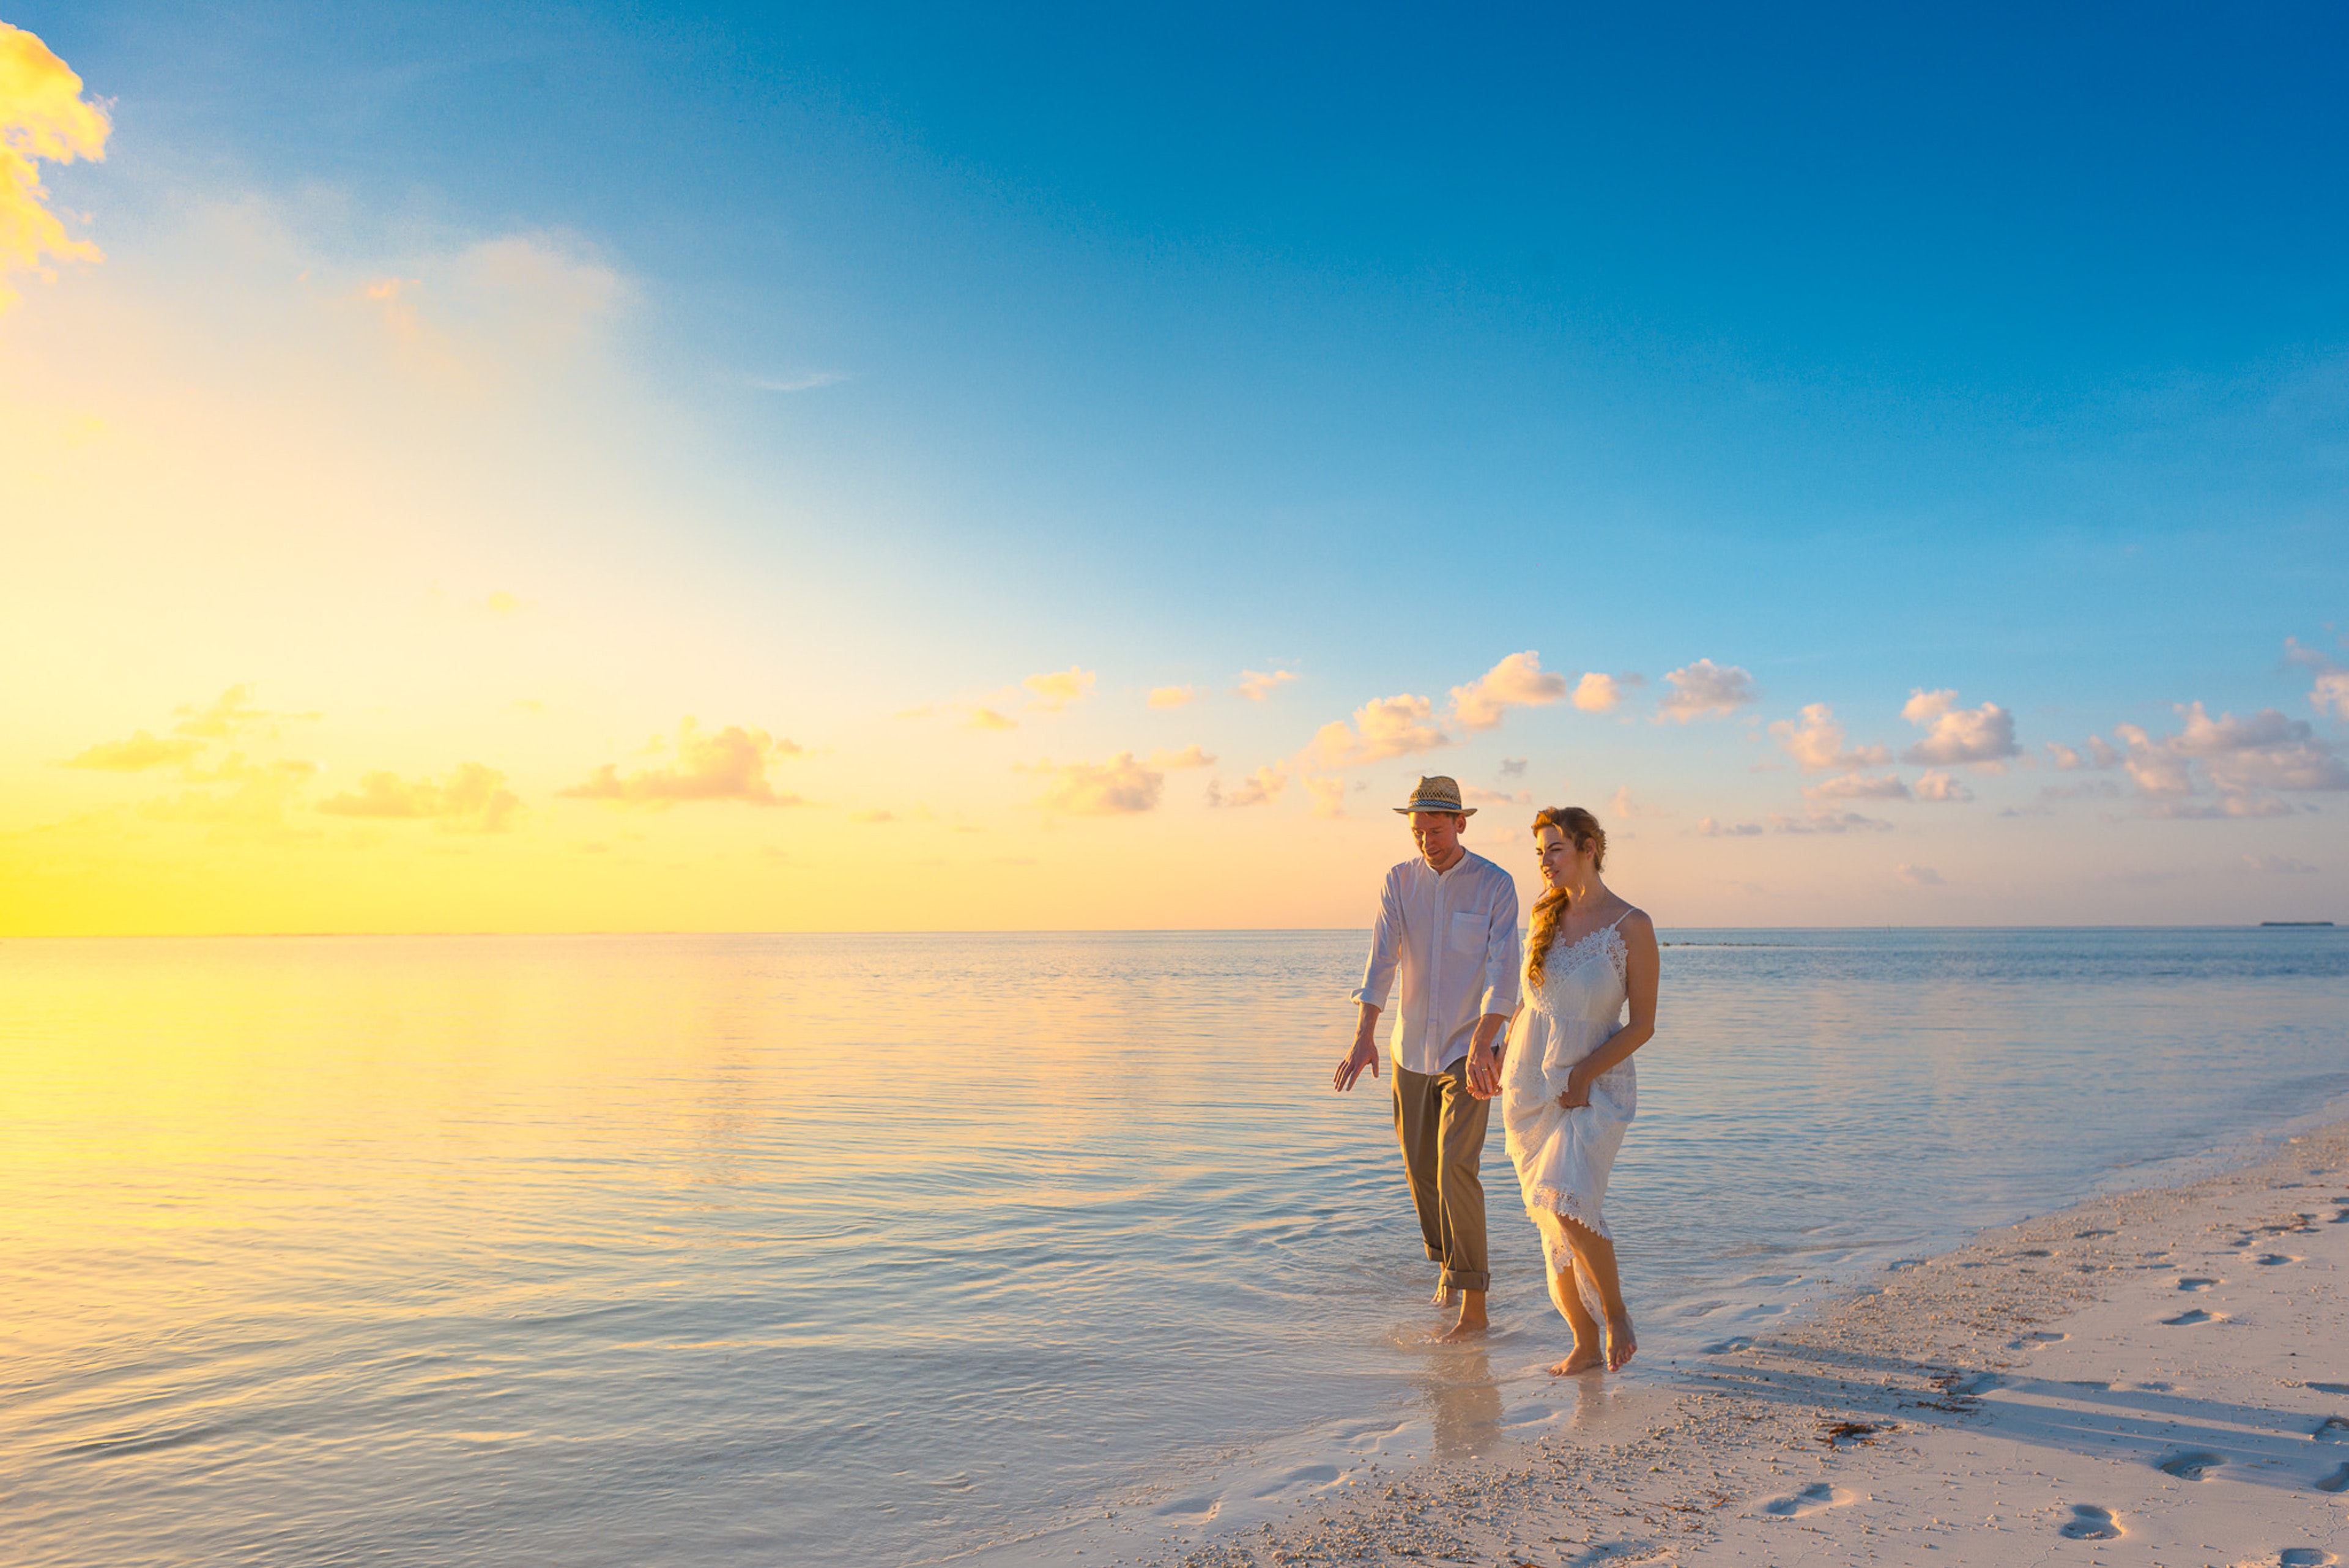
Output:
[1759,1482,1855,1517]
[2156,1450,2225,1481]
[1947,1371,2006,1397]
[2252,1253,2303,1266]
[2008,1329,2068,1350]
[2317,1463,2349,1495]
[2314,1416,2349,1443]
[2177,1277,2220,1291]
[2163,1308,2226,1326]
[2074,1228,2117,1239]
[2058,1504,2122,1540]
[2273,1550,2339,1567]
[1701,1337,1753,1354]
[2307,1382,2349,1397]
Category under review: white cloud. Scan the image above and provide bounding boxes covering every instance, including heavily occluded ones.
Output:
[319,762,521,833]
[1148,685,1201,709]
[1698,816,1764,836]
[2111,701,2349,811]
[1148,744,1215,770]
[2045,742,2083,770]
[1803,772,1911,800]
[1913,770,1974,803]
[1896,863,1945,886]
[1769,808,1894,834]
[2314,671,2349,721]
[1023,666,1096,712]
[1609,786,1668,819]
[1499,757,1528,777]
[1465,784,1532,807]
[962,707,1017,731]
[1307,693,1450,767]
[1210,764,1288,808]
[1022,752,1163,816]
[1450,651,1567,731]
[1572,672,1623,713]
[2244,853,2317,874]
[1658,660,1758,723]
[558,719,804,806]
[1303,776,1347,819]
[0,22,110,314]
[1768,704,1891,771]
[1899,689,2020,767]
[1233,669,1298,702]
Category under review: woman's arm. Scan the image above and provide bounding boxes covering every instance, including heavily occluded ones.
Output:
[1557,912,1658,1106]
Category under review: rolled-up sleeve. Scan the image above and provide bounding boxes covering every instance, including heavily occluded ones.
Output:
[1478,869,1521,1017]
[1350,869,1402,1009]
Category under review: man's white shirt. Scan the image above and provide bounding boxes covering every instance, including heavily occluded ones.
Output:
[1351,850,1522,1075]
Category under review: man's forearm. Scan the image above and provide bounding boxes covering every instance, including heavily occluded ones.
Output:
[1469,1011,1507,1052]
[1354,1001,1382,1044]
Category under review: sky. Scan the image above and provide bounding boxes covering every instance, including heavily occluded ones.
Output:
[3,2,2347,934]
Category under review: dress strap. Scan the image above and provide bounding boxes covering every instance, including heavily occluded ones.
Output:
[1603,907,1636,932]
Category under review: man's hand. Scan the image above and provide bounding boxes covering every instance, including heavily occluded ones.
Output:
[1334,1036,1382,1093]
[1464,1038,1500,1099]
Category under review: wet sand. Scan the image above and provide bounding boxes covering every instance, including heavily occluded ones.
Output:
[1140,1121,2349,1567]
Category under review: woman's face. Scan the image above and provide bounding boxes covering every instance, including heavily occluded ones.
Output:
[1535,824,1578,890]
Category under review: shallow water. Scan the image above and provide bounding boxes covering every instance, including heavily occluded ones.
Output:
[1,929,2343,1566]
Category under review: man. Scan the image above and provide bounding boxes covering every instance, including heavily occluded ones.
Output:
[1333,775,1521,1340]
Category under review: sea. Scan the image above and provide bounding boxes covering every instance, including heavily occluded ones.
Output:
[2,928,2345,1567]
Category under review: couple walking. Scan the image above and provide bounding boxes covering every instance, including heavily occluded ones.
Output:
[1332,776,1658,1374]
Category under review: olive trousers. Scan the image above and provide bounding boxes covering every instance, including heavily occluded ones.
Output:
[1392,1058,1491,1293]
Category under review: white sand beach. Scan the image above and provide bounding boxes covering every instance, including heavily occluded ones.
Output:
[1140,1121,2349,1567]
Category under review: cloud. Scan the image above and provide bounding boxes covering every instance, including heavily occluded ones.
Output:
[2143,795,2299,819]
[1210,763,1288,808]
[59,729,206,771]
[1149,685,1201,709]
[1803,772,1911,801]
[1307,693,1450,767]
[1899,689,2020,767]
[852,809,894,823]
[1148,744,1215,770]
[558,719,804,806]
[1233,669,1297,702]
[1896,863,1945,886]
[963,707,1017,731]
[139,755,319,836]
[2045,742,2083,770]
[2110,701,2349,809]
[0,23,110,314]
[318,762,521,832]
[1022,752,1163,816]
[1466,784,1532,807]
[2244,853,2317,874]
[1768,704,1891,771]
[173,683,316,740]
[1658,660,1758,723]
[1698,816,1764,837]
[1913,770,1974,803]
[1769,808,1894,834]
[1450,651,1567,732]
[2314,671,2349,721]
[1609,786,1667,818]
[1499,757,1527,777]
[1572,673,1623,713]
[1303,776,1346,819]
[1023,666,1096,712]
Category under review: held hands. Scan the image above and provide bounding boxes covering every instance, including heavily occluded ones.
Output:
[1333,1036,1382,1093]
[1464,1038,1502,1100]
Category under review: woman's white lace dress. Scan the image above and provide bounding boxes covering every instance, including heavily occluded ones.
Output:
[1501,913,1636,1272]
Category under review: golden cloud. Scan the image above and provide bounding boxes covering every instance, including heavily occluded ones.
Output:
[1148,685,1201,709]
[1233,669,1297,702]
[558,719,804,806]
[1450,651,1567,732]
[173,683,316,740]
[1307,693,1449,768]
[1210,763,1288,808]
[1148,744,1215,770]
[0,23,110,313]
[1303,776,1346,819]
[1023,665,1096,712]
[319,762,521,833]
[59,729,204,771]
[1022,753,1163,816]
[963,706,1018,731]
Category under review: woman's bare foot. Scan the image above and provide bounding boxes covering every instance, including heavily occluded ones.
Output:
[1605,1315,1638,1370]
[1548,1342,1602,1375]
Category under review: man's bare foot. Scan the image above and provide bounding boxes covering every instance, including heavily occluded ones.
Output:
[1434,1311,1488,1343]
[1548,1343,1603,1375]
[1431,1282,1457,1308]
[1605,1316,1638,1370]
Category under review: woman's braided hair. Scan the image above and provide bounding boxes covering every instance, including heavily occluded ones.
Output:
[1524,805,1608,989]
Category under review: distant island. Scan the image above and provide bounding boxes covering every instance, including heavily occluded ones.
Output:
[2260,920,2335,927]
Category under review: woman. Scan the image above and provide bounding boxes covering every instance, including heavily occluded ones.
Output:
[1499,806,1658,1374]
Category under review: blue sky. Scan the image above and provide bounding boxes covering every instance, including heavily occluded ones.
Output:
[6,2,2347,927]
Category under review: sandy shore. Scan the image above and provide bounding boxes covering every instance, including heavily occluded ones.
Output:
[1138,1121,2349,1568]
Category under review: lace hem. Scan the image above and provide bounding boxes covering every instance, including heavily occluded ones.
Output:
[1525,1181,1612,1243]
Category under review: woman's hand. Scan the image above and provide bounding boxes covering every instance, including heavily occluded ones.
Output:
[1556,1065,1594,1110]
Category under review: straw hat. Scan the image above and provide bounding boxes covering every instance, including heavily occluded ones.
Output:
[1393,775,1475,816]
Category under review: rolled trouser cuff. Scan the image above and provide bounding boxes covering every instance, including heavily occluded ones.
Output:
[1438,1266,1491,1293]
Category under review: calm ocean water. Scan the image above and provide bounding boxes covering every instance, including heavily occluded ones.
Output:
[2,929,2345,1566]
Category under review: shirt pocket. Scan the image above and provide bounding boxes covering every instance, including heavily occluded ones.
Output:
[1447,908,1485,954]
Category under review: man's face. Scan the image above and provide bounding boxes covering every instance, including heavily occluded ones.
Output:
[1410,809,1464,866]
